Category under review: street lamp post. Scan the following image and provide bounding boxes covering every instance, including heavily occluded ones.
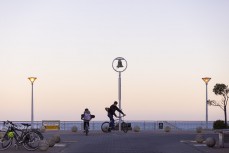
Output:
[28,77,37,129]
[202,77,211,129]
[112,57,127,131]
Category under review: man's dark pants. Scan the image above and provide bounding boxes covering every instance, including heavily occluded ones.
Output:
[108,113,114,129]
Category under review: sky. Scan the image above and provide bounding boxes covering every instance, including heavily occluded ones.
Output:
[0,0,229,121]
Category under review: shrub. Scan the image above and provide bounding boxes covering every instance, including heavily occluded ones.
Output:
[213,120,226,129]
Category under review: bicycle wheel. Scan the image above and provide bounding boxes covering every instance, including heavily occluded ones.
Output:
[23,132,40,151]
[0,132,12,150]
[101,122,110,133]
[121,122,128,133]
[31,129,44,140]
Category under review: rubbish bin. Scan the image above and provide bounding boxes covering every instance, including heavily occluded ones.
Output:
[159,122,163,129]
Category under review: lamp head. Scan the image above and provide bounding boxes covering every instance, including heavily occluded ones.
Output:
[112,57,127,72]
[28,77,37,84]
[117,59,124,68]
[202,77,211,84]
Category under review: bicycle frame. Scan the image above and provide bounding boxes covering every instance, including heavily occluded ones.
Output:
[101,115,128,133]
[4,122,29,145]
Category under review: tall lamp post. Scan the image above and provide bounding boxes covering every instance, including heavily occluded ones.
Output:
[202,77,211,129]
[112,57,127,131]
[28,77,37,129]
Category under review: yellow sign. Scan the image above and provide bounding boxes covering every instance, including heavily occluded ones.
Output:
[42,120,60,130]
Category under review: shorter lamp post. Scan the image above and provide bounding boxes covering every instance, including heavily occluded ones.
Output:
[28,77,37,129]
[112,57,127,131]
[202,77,211,129]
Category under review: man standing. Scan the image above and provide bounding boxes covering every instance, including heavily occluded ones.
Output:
[107,101,126,130]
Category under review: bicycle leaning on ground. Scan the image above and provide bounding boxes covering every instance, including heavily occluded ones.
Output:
[0,120,42,151]
[101,115,129,133]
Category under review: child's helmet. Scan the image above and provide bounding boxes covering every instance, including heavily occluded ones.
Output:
[7,131,14,138]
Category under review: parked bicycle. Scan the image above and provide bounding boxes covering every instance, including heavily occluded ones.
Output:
[19,122,44,140]
[101,116,129,133]
[0,120,42,151]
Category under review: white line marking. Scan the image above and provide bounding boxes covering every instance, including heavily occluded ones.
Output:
[54,143,66,147]
[194,144,206,147]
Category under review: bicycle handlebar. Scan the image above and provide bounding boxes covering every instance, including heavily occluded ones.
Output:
[4,120,16,126]
[3,120,25,130]
[81,118,92,121]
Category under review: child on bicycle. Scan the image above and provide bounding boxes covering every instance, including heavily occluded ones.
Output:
[81,108,95,132]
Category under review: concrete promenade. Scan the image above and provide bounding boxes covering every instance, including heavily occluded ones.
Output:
[1,130,229,153]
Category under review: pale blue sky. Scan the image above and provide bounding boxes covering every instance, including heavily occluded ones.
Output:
[0,0,229,121]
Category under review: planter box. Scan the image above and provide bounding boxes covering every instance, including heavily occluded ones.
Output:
[218,130,229,148]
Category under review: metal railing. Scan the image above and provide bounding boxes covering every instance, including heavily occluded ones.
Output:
[0,120,219,131]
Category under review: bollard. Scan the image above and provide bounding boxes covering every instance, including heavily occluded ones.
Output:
[39,139,49,151]
[164,126,171,132]
[196,134,204,144]
[133,126,140,132]
[40,126,46,133]
[47,137,56,147]
[206,137,216,147]
[196,126,202,133]
[53,134,61,143]
[71,126,78,132]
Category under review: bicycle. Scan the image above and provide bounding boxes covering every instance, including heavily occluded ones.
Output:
[81,115,95,136]
[83,120,90,136]
[0,121,41,151]
[101,115,129,133]
[20,123,44,140]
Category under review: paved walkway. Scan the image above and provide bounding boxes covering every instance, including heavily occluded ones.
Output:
[1,130,229,153]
